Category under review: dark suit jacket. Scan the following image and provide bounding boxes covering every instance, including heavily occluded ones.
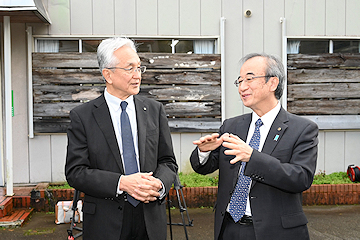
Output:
[190,107,318,240]
[65,94,177,240]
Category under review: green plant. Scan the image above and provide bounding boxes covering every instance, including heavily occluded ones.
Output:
[312,171,353,185]
[178,172,218,187]
[48,182,72,189]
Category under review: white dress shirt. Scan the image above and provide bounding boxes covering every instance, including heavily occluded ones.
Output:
[104,89,139,195]
[105,89,165,198]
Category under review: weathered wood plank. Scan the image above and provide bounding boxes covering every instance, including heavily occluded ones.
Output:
[33,85,104,103]
[33,52,221,69]
[33,85,220,102]
[33,68,220,85]
[139,53,220,69]
[288,99,360,115]
[142,70,220,85]
[288,53,360,68]
[34,102,220,118]
[34,117,222,133]
[34,102,82,117]
[32,52,99,68]
[288,69,360,84]
[288,83,360,100]
[33,69,104,85]
[164,102,220,117]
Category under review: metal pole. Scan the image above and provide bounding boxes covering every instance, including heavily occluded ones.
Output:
[280,17,287,110]
[220,17,226,121]
[27,26,34,139]
[4,16,13,196]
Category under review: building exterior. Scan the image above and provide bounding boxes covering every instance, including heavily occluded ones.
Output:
[1,0,360,187]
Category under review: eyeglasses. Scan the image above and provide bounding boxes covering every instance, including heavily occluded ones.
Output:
[106,66,146,74]
[234,75,274,87]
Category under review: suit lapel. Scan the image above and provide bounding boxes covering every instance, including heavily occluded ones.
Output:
[134,96,147,170]
[262,107,288,155]
[92,95,124,172]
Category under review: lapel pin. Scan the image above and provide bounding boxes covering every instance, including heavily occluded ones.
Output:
[277,127,281,131]
[143,107,147,111]
[274,135,279,141]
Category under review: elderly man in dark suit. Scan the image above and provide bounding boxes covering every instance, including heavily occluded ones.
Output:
[65,37,177,240]
[190,53,318,240]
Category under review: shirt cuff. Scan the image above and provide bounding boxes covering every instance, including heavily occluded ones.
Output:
[116,175,123,195]
[198,149,211,165]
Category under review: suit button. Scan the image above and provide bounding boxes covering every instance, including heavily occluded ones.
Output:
[221,211,224,216]
[118,206,123,210]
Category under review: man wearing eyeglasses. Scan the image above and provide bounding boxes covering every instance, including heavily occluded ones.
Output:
[65,37,177,240]
[190,53,318,240]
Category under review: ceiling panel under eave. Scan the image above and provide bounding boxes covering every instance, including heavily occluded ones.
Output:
[0,0,51,24]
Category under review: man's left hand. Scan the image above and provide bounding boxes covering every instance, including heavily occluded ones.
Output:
[222,133,253,164]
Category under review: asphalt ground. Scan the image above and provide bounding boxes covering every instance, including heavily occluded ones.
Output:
[0,205,359,239]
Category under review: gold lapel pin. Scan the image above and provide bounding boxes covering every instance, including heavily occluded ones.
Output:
[277,127,281,131]
[143,107,147,111]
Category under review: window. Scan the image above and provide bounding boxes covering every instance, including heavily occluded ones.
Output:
[36,38,217,54]
[287,39,360,54]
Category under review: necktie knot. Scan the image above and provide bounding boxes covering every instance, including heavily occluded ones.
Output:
[255,118,263,128]
[120,101,128,111]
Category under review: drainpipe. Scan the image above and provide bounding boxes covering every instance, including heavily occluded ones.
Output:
[280,17,287,110]
[220,17,226,122]
[4,16,13,196]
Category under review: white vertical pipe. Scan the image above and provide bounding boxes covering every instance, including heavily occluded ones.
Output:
[220,17,226,121]
[27,26,34,139]
[329,40,334,53]
[280,17,287,110]
[4,16,13,196]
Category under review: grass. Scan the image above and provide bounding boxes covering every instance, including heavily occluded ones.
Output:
[178,172,218,187]
[312,171,353,185]
[178,171,354,187]
[48,182,72,189]
[46,172,354,190]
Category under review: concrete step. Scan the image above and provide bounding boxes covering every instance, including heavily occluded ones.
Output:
[0,196,13,218]
[0,208,33,227]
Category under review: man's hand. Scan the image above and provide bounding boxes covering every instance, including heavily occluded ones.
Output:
[222,133,253,164]
[193,133,224,152]
[120,172,162,203]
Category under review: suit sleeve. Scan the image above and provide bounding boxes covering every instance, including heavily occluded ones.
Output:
[245,119,318,193]
[65,109,121,198]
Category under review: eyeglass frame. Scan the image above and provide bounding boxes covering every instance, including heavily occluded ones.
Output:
[234,75,274,87]
[106,65,146,74]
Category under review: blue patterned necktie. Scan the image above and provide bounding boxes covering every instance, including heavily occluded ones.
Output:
[228,118,263,222]
[120,101,139,207]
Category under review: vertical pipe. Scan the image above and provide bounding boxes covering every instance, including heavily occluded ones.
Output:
[27,26,34,139]
[4,16,13,196]
[280,17,287,110]
[329,40,334,53]
[220,17,226,121]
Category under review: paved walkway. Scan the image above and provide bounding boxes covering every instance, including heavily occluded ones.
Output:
[0,205,359,239]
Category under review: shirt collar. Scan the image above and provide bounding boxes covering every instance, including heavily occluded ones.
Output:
[251,101,281,128]
[104,88,135,112]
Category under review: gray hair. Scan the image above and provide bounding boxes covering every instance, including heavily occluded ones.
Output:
[97,37,137,79]
[239,53,285,100]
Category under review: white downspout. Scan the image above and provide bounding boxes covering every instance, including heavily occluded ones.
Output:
[220,17,226,121]
[280,17,287,110]
[27,26,34,139]
[4,16,13,196]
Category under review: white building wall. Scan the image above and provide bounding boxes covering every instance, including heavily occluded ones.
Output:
[4,0,360,184]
